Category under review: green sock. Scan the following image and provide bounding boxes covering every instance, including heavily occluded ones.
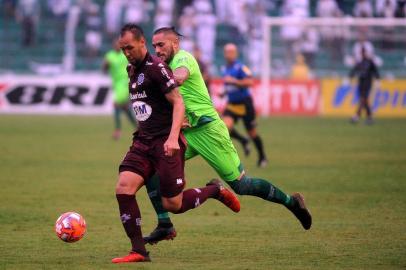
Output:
[229,175,294,208]
[145,174,171,224]
[114,106,121,130]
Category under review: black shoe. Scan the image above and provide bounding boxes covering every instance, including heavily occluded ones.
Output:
[257,157,268,168]
[288,193,312,230]
[143,225,177,245]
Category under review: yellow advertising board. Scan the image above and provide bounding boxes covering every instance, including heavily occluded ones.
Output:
[322,79,406,117]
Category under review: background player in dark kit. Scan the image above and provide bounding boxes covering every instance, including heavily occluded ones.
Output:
[349,48,380,125]
[221,43,267,167]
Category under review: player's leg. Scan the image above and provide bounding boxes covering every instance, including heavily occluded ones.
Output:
[144,145,199,244]
[154,135,239,214]
[113,141,155,263]
[113,103,122,140]
[113,171,150,263]
[223,107,250,156]
[364,84,373,124]
[243,97,267,167]
[193,120,311,229]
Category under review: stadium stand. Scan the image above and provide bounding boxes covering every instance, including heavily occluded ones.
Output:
[0,0,405,77]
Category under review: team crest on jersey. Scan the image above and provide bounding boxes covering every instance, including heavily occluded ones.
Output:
[137,73,144,85]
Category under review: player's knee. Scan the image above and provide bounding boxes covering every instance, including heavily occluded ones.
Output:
[115,180,133,194]
[162,197,182,213]
[248,129,257,138]
[115,172,139,194]
[229,177,256,196]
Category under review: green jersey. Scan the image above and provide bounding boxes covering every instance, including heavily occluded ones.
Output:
[105,50,129,104]
[169,50,220,127]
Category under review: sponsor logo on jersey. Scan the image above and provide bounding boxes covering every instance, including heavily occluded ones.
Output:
[132,100,152,121]
[130,91,147,100]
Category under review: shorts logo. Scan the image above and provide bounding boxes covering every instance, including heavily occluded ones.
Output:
[137,73,144,85]
[132,101,152,121]
[176,178,183,185]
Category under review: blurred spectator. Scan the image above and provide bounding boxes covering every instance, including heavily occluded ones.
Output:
[214,0,247,34]
[84,3,102,58]
[290,53,310,80]
[3,0,17,20]
[317,0,343,17]
[154,0,174,30]
[280,0,309,65]
[104,0,124,38]
[245,0,267,75]
[299,27,319,69]
[193,46,211,91]
[316,0,344,65]
[16,0,40,47]
[193,0,216,65]
[394,0,406,17]
[124,0,151,24]
[214,0,232,23]
[354,0,373,17]
[376,0,397,17]
[178,5,196,52]
[47,0,71,18]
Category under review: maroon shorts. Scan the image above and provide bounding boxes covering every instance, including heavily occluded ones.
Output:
[119,134,186,198]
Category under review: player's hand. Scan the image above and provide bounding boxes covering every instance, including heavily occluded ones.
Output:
[164,137,180,157]
[182,117,191,129]
[224,76,236,84]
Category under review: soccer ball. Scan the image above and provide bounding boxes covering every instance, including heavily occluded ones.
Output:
[55,212,86,243]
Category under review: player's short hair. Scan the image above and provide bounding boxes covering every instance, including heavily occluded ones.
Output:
[120,23,145,40]
[153,26,184,38]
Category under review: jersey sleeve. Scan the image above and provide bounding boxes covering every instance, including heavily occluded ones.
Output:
[239,65,253,78]
[151,62,177,95]
[172,53,196,76]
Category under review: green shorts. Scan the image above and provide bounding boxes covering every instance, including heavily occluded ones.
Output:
[184,119,242,181]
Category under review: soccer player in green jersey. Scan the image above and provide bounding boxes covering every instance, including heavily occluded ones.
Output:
[103,39,136,140]
[144,27,312,243]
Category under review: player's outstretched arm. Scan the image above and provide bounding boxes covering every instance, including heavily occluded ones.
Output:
[173,67,190,86]
[164,88,185,157]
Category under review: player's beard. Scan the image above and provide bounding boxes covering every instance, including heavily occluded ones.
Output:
[166,47,175,64]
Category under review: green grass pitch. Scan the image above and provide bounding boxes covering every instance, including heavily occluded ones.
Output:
[0,115,405,270]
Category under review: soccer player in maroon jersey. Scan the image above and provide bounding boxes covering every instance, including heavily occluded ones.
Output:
[111,24,240,264]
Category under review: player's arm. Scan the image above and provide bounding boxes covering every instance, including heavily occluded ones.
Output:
[224,76,254,88]
[164,88,185,156]
[173,67,190,86]
[224,65,254,88]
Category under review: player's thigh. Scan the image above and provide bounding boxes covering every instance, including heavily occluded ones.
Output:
[184,143,198,161]
[187,121,241,181]
[153,137,186,199]
[242,97,258,133]
[116,171,145,195]
[118,141,154,194]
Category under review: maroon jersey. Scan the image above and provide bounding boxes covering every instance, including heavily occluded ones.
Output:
[127,52,176,138]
